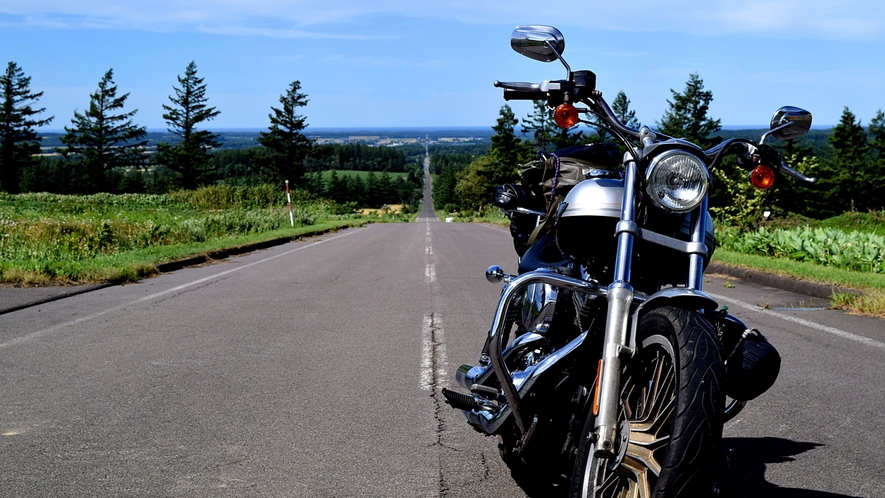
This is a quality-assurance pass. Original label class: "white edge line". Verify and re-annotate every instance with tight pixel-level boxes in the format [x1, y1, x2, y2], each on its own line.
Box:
[707, 291, 885, 351]
[0, 230, 361, 349]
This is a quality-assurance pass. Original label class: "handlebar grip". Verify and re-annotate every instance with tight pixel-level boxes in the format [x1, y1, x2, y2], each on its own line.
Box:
[503, 89, 545, 101]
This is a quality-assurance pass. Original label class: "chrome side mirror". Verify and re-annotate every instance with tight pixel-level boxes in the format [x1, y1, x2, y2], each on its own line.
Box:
[764, 106, 813, 142]
[511, 25, 565, 62]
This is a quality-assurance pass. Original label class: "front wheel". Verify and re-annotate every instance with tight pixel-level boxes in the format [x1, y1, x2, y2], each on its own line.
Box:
[570, 306, 724, 498]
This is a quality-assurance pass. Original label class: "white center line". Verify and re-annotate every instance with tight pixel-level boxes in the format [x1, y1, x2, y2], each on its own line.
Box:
[419, 313, 447, 391]
[421, 314, 434, 390]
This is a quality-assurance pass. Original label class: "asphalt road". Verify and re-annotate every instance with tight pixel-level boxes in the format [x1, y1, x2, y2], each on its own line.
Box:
[1, 160, 884, 496]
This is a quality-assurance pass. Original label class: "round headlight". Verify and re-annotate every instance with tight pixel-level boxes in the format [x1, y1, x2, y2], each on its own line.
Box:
[645, 150, 710, 212]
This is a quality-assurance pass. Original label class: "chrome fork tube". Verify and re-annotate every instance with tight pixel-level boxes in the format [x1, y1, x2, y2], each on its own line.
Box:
[687, 197, 709, 290]
[595, 159, 639, 456]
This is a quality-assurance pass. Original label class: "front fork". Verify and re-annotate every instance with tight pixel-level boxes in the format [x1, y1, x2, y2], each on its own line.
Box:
[592, 157, 710, 456]
[593, 157, 639, 455]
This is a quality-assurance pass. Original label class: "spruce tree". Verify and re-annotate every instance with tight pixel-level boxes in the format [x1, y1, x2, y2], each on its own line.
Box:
[258, 80, 313, 185]
[593, 90, 637, 144]
[522, 100, 583, 152]
[769, 138, 818, 217]
[0, 62, 53, 193]
[657, 73, 721, 149]
[57, 68, 147, 194]
[326, 170, 346, 203]
[157, 61, 220, 189]
[827, 107, 870, 212]
[522, 100, 555, 153]
[611, 91, 640, 129]
[432, 159, 461, 210]
[868, 110, 885, 210]
[489, 104, 532, 168]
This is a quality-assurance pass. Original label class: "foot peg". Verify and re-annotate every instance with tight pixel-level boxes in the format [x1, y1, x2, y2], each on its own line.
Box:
[441, 388, 477, 411]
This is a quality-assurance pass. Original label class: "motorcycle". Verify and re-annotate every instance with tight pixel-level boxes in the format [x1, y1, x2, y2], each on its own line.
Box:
[441, 25, 815, 497]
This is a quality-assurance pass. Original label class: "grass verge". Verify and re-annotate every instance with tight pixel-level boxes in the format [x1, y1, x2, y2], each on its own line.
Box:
[712, 248, 885, 317]
[1, 219, 368, 286]
[1, 186, 422, 286]
[435, 209, 509, 226]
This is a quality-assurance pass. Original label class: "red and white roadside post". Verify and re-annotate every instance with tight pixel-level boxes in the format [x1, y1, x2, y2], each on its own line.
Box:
[285, 180, 294, 226]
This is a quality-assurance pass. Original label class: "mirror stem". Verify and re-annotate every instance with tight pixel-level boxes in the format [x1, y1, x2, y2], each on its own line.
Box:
[546, 40, 572, 81]
[760, 121, 792, 145]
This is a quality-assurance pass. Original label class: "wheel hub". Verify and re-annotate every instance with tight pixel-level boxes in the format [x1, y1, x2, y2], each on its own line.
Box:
[607, 418, 631, 472]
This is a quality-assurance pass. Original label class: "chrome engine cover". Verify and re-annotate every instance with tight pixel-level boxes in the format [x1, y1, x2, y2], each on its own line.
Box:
[558, 178, 623, 219]
[520, 283, 558, 334]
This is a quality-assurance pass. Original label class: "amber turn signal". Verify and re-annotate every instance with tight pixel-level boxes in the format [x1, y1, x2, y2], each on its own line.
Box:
[554, 103, 580, 129]
[750, 165, 776, 190]
[592, 359, 603, 416]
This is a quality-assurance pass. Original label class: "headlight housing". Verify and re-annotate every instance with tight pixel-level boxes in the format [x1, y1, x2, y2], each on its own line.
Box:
[645, 150, 710, 212]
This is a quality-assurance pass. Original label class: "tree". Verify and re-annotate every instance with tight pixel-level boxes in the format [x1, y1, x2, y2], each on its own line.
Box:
[657, 73, 721, 149]
[550, 121, 584, 150]
[611, 91, 640, 129]
[57, 68, 147, 194]
[258, 80, 313, 185]
[768, 137, 818, 217]
[825, 107, 870, 212]
[156, 61, 220, 189]
[0, 62, 53, 193]
[522, 100, 555, 153]
[867, 110, 885, 210]
[431, 158, 463, 210]
[870, 110, 885, 158]
[489, 104, 532, 168]
[455, 155, 497, 212]
[522, 100, 583, 152]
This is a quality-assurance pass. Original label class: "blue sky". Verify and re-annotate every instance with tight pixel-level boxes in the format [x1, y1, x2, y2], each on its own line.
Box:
[2, 1, 884, 131]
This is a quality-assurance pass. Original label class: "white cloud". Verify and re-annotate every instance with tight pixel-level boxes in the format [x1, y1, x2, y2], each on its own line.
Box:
[2, 0, 883, 41]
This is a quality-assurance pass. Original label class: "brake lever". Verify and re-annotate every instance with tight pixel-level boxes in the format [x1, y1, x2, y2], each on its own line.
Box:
[780, 161, 817, 183]
[493, 81, 540, 91]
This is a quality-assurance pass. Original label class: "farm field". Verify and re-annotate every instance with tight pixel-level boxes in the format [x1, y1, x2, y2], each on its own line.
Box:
[319, 169, 409, 181]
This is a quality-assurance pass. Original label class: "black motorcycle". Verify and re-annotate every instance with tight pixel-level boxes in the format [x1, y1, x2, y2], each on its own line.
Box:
[441, 25, 815, 497]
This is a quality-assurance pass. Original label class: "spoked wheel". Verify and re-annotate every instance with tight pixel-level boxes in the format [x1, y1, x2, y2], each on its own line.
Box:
[571, 306, 724, 498]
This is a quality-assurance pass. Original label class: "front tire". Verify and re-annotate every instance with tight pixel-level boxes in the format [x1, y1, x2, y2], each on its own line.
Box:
[570, 306, 724, 497]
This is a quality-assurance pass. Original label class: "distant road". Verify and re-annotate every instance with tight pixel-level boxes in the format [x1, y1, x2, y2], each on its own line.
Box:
[1, 164, 883, 496]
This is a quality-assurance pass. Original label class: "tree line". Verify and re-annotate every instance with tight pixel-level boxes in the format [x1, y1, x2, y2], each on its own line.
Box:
[431, 90, 639, 214]
[0, 61, 424, 209]
[432, 72, 885, 225]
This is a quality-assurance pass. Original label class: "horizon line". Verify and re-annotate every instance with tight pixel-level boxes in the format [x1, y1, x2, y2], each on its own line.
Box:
[35, 124, 836, 134]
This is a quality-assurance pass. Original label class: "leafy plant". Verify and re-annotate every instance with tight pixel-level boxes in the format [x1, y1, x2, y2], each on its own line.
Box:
[719, 225, 885, 273]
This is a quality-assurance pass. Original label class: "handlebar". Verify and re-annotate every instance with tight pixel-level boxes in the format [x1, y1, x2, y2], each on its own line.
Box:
[495, 77, 816, 185]
[503, 90, 546, 101]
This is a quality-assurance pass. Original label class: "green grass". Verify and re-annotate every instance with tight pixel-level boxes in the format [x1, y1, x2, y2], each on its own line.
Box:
[0, 186, 412, 285]
[763, 210, 885, 234]
[809, 211, 885, 235]
[712, 248, 885, 290]
[713, 211, 885, 316]
[712, 248, 885, 317]
[2, 220, 366, 285]
[435, 207, 509, 225]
